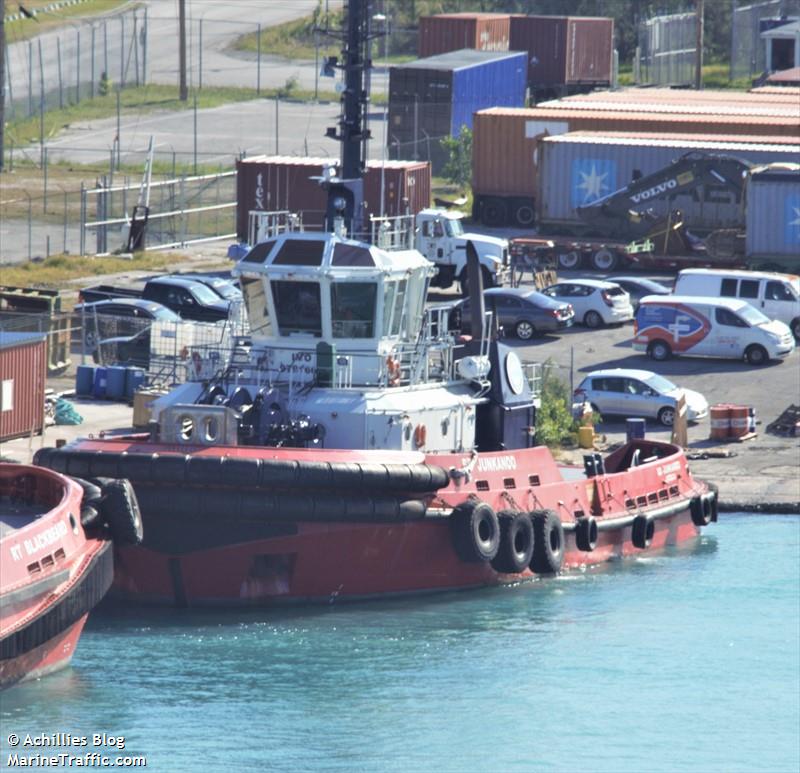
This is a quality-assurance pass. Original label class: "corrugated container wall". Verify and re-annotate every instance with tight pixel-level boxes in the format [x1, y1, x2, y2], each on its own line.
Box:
[536, 134, 800, 232]
[236, 157, 431, 239]
[746, 165, 800, 259]
[509, 15, 613, 88]
[418, 13, 510, 58]
[388, 50, 526, 172]
[0, 333, 46, 442]
[473, 106, 800, 198]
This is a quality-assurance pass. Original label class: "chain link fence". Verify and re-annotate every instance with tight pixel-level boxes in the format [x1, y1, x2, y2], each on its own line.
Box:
[635, 11, 698, 87]
[730, 0, 800, 81]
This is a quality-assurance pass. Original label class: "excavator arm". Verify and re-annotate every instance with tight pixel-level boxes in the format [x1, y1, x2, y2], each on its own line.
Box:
[575, 152, 752, 251]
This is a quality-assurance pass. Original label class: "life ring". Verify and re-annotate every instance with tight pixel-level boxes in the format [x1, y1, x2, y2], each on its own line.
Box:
[491, 510, 534, 574]
[529, 509, 564, 573]
[631, 513, 655, 549]
[575, 515, 599, 552]
[413, 424, 427, 448]
[450, 501, 500, 563]
[386, 356, 401, 386]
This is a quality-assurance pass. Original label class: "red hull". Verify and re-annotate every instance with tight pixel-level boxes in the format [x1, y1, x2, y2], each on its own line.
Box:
[34, 438, 715, 607]
[0, 616, 87, 689]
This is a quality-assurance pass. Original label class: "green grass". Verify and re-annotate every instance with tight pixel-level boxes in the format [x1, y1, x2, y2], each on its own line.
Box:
[616, 60, 751, 90]
[4, 0, 133, 42]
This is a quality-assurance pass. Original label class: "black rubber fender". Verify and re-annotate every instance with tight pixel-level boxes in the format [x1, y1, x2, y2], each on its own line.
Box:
[705, 481, 720, 523]
[71, 477, 104, 529]
[491, 510, 534, 574]
[632, 513, 655, 549]
[575, 516, 599, 552]
[690, 495, 713, 527]
[97, 479, 143, 545]
[530, 509, 564, 574]
[450, 501, 500, 563]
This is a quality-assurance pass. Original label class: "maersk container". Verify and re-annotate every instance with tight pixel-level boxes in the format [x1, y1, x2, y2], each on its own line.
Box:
[418, 13, 510, 58]
[746, 163, 800, 269]
[236, 156, 431, 239]
[388, 49, 527, 173]
[536, 133, 800, 233]
[509, 15, 613, 94]
[471, 106, 800, 226]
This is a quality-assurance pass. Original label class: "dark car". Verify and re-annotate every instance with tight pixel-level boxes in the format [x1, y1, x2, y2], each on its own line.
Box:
[452, 287, 574, 340]
[606, 276, 671, 310]
[169, 274, 242, 302]
[93, 327, 152, 368]
[74, 298, 181, 347]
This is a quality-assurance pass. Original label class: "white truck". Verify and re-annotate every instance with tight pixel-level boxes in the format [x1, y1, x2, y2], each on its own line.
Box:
[372, 208, 511, 295]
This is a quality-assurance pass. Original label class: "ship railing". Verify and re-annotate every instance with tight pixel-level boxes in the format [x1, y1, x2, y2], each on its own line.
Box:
[248, 210, 305, 245]
[369, 214, 415, 251]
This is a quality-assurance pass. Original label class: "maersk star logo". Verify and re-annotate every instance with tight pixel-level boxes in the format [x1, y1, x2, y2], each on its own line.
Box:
[787, 195, 800, 244]
[571, 159, 616, 209]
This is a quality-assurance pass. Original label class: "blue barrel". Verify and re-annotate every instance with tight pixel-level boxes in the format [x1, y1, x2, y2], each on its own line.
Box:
[124, 368, 146, 401]
[92, 367, 108, 398]
[106, 366, 127, 401]
[626, 418, 646, 442]
[75, 365, 95, 396]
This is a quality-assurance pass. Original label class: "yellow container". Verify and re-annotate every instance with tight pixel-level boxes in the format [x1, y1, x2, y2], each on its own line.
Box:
[132, 390, 164, 429]
[578, 425, 595, 449]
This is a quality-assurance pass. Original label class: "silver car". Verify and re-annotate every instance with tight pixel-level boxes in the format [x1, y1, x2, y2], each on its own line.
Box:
[574, 368, 709, 427]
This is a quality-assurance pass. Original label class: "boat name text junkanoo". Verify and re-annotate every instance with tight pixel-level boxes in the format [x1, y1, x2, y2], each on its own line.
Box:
[476, 455, 518, 473]
[9, 519, 68, 561]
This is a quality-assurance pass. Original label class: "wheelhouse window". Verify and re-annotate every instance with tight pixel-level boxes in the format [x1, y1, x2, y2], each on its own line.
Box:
[240, 276, 271, 336]
[383, 280, 407, 337]
[331, 282, 376, 338]
[272, 280, 322, 336]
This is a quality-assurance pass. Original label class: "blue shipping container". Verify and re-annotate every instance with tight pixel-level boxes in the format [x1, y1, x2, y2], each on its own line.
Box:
[388, 49, 527, 171]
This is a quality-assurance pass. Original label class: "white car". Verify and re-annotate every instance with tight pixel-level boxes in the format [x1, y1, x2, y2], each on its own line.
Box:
[542, 279, 634, 328]
[574, 368, 709, 427]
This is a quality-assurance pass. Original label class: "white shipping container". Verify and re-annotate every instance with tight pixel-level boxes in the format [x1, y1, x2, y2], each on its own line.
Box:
[536, 133, 800, 233]
[745, 164, 800, 261]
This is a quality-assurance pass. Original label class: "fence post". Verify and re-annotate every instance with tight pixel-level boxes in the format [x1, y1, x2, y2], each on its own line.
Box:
[120, 15, 125, 87]
[63, 189, 68, 254]
[38, 40, 45, 168]
[91, 25, 96, 98]
[257, 24, 261, 95]
[116, 88, 121, 169]
[143, 7, 148, 83]
[53, 37, 65, 110]
[27, 192, 32, 261]
[193, 93, 198, 174]
[275, 97, 279, 154]
[28, 40, 33, 117]
[134, 12, 140, 87]
[80, 182, 87, 256]
[43, 148, 48, 213]
[104, 20, 108, 77]
[76, 28, 81, 102]
[199, 18, 203, 90]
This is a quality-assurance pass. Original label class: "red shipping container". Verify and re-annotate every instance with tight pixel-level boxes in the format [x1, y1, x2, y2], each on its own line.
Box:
[418, 13, 510, 58]
[0, 332, 46, 442]
[509, 15, 614, 88]
[236, 157, 431, 240]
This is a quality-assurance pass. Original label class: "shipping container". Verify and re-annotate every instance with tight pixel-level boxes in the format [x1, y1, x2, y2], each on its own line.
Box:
[388, 50, 527, 173]
[745, 163, 800, 266]
[236, 157, 431, 240]
[509, 15, 613, 96]
[536, 133, 800, 233]
[418, 13, 510, 58]
[552, 86, 800, 107]
[471, 106, 800, 226]
[0, 332, 46, 442]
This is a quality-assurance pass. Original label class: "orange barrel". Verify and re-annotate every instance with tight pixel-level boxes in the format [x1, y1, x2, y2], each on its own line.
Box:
[729, 405, 750, 438]
[709, 404, 732, 440]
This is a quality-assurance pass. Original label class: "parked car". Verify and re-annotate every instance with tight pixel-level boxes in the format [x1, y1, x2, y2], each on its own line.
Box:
[74, 298, 181, 347]
[605, 276, 671, 311]
[574, 368, 709, 427]
[451, 287, 574, 340]
[171, 274, 242, 303]
[541, 279, 633, 328]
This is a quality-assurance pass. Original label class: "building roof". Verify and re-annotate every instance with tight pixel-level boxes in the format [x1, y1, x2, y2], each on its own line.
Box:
[760, 20, 800, 38]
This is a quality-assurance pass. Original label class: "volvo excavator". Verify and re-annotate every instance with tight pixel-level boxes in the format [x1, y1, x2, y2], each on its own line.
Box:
[575, 151, 751, 262]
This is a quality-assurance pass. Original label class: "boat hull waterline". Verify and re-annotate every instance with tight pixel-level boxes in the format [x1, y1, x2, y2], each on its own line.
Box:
[34, 438, 716, 607]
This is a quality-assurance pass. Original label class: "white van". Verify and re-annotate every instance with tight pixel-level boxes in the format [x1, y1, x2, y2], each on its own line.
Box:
[633, 295, 795, 366]
[673, 269, 800, 340]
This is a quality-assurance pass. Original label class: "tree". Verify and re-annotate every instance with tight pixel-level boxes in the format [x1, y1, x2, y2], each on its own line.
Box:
[440, 125, 472, 190]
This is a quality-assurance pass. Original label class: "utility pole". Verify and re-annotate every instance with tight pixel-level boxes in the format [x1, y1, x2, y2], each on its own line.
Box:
[694, 0, 704, 90]
[178, 0, 188, 101]
[0, 0, 6, 172]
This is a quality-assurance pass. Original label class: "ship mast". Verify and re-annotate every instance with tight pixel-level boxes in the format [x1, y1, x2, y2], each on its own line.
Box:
[324, 0, 374, 236]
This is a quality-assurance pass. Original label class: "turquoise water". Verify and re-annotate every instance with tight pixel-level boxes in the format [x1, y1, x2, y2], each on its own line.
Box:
[2, 515, 798, 773]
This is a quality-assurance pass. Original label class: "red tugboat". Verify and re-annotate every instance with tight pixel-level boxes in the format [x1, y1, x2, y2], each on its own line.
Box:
[0, 465, 120, 688]
[33, 0, 717, 607]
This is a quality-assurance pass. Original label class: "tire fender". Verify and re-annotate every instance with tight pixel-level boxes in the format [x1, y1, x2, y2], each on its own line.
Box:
[631, 513, 655, 549]
[575, 515, 599, 552]
[450, 501, 500, 563]
[529, 509, 565, 573]
[491, 511, 534, 574]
